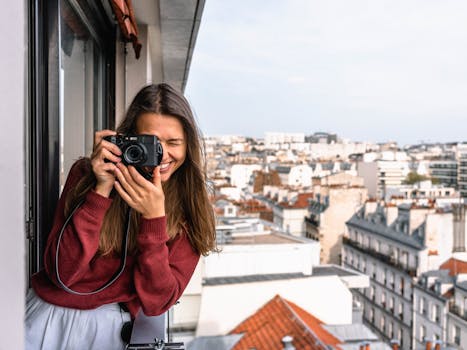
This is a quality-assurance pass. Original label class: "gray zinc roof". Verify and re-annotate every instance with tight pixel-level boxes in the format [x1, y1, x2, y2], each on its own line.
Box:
[187, 334, 243, 350]
[203, 272, 307, 286]
[323, 324, 379, 342]
[346, 215, 425, 250]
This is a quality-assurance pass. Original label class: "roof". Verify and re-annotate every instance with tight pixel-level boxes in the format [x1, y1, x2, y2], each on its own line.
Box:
[186, 334, 243, 350]
[312, 265, 358, 278]
[346, 215, 425, 250]
[338, 343, 391, 350]
[203, 272, 308, 286]
[278, 193, 314, 209]
[457, 280, 467, 292]
[439, 258, 467, 276]
[228, 233, 307, 245]
[229, 294, 341, 350]
[322, 324, 378, 343]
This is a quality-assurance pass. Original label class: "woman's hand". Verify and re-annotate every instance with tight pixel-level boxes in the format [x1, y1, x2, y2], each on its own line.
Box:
[113, 163, 165, 219]
[90, 130, 122, 197]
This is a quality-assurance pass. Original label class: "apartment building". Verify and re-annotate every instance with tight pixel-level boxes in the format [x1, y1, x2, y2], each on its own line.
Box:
[384, 180, 458, 202]
[357, 159, 411, 199]
[458, 143, 467, 199]
[230, 163, 263, 189]
[448, 280, 467, 349]
[413, 258, 467, 350]
[272, 192, 313, 236]
[429, 158, 458, 187]
[272, 164, 314, 188]
[343, 200, 459, 349]
[413, 270, 452, 349]
[305, 172, 367, 264]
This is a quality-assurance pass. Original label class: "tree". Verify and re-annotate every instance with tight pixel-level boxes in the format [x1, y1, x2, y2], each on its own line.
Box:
[403, 171, 429, 184]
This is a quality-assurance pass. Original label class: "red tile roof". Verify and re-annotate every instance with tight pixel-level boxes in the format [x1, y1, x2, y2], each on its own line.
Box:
[440, 258, 467, 276]
[229, 295, 341, 350]
[278, 193, 314, 209]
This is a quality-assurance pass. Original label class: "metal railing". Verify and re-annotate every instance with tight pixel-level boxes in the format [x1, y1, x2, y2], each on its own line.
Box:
[343, 237, 417, 277]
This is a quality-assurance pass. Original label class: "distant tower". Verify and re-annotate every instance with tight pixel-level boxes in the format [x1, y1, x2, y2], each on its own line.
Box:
[452, 204, 466, 252]
[457, 143, 467, 198]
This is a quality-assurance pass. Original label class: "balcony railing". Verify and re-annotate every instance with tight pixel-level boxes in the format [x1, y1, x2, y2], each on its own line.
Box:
[449, 304, 467, 322]
[342, 237, 417, 277]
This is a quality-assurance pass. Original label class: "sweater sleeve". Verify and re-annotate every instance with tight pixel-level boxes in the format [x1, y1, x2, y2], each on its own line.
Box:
[43, 159, 113, 288]
[131, 217, 200, 316]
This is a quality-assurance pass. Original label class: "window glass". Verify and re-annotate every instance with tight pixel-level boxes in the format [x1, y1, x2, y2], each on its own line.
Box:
[59, 0, 106, 191]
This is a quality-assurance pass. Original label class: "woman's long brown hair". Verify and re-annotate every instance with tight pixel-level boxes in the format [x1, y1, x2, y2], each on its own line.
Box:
[64, 83, 216, 256]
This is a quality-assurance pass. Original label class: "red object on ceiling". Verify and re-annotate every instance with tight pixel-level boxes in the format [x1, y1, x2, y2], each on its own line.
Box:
[109, 0, 142, 59]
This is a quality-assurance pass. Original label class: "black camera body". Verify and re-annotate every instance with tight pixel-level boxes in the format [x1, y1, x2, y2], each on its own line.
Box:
[104, 134, 163, 167]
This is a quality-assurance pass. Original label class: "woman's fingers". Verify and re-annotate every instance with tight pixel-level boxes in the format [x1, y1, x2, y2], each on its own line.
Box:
[114, 163, 140, 199]
[94, 130, 116, 150]
[114, 164, 165, 218]
[152, 167, 162, 188]
[114, 181, 135, 206]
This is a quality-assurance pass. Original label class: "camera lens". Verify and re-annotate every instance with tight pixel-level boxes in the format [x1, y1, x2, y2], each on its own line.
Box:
[123, 144, 145, 164]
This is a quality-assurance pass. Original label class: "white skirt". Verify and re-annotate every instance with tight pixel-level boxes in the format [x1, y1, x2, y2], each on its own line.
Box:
[25, 289, 131, 350]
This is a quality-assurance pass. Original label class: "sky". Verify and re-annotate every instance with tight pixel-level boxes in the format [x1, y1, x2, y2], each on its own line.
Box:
[184, 0, 467, 147]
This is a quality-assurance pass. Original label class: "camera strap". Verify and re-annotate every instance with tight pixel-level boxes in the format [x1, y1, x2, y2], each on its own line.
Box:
[55, 199, 131, 295]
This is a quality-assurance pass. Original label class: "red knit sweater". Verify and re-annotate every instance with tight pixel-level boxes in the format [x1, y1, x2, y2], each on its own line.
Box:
[31, 159, 200, 318]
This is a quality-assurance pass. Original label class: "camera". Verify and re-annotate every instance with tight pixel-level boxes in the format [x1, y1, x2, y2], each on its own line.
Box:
[104, 134, 163, 167]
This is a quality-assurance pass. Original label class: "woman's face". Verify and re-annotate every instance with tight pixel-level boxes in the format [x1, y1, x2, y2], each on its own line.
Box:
[136, 113, 187, 183]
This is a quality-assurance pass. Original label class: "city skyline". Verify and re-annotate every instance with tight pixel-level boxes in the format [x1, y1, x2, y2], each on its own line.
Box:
[185, 0, 467, 147]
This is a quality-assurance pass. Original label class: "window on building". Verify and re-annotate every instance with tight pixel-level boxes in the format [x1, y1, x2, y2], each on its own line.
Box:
[433, 304, 440, 323]
[364, 235, 369, 248]
[454, 325, 461, 345]
[420, 297, 426, 316]
[381, 292, 386, 308]
[59, 0, 111, 190]
[420, 325, 426, 342]
[375, 240, 381, 252]
[389, 297, 395, 314]
[28, 0, 115, 275]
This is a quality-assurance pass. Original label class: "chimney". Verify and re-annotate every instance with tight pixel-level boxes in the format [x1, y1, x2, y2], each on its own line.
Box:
[281, 335, 295, 350]
[434, 340, 442, 350]
[359, 342, 370, 350]
[425, 338, 432, 350]
[390, 339, 399, 350]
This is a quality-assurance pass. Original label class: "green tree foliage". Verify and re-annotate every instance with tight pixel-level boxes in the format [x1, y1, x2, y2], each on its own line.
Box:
[403, 171, 429, 184]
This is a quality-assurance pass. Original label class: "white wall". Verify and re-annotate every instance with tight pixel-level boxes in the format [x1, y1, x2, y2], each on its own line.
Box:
[196, 276, 353, 336]
[0, 1, 26, 348]
[230, 164, 262, 188]
[203, 241, 319, 278]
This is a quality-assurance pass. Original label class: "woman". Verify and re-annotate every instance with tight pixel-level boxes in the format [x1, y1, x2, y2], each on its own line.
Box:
[26, 83, 216, 349]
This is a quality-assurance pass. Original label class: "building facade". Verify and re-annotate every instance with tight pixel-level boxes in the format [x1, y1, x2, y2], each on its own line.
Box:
[305, 172, 367, 264]
[458, 143, 467, 199]
[342, 200, 458, 349]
